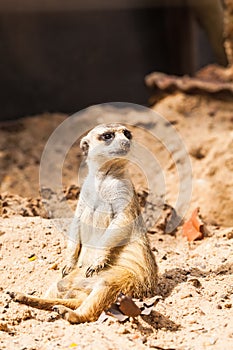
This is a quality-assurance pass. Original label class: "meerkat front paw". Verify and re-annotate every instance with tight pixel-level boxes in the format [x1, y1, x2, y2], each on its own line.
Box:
[62, 260, 75, 277]
[85, 257, 107, 277]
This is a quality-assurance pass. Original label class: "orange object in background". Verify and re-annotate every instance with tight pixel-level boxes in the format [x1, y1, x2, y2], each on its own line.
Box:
[182, 208, 206, 241]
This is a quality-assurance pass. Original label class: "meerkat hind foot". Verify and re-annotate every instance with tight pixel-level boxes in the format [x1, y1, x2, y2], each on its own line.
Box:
[53, 305, 87, 324]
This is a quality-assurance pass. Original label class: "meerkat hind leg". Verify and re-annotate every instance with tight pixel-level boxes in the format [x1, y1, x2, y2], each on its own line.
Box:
[53, 270, 135, 323]
[53, 283, 118, 323]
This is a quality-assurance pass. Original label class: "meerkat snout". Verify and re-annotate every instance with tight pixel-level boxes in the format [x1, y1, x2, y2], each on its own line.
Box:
[119, 139, 130, 150]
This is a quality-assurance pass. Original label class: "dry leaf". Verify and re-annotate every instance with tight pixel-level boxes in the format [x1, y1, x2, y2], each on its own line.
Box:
[117, 293, 141, 317]
[182, 208, 206, 241]
[97, 294, 162, 323]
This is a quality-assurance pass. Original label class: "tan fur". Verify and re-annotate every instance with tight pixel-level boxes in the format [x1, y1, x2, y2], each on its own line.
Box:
[11, 123, 158, 323]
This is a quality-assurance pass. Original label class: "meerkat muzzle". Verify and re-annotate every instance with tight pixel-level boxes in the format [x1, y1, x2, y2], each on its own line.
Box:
[120, 139, 130, 150]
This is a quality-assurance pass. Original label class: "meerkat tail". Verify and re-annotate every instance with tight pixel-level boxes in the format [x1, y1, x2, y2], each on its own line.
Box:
[10, 292, 86, 311]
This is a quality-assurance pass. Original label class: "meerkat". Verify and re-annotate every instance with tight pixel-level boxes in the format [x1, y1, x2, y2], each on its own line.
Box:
[10, 123, 158, 323]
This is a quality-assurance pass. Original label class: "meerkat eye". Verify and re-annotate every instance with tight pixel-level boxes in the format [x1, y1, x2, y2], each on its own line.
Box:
[123, 129, 132, 140]
[100, 132, 115, 141]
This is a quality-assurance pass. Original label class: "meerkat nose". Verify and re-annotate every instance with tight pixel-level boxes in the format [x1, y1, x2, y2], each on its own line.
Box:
[120, 140, 130, 150]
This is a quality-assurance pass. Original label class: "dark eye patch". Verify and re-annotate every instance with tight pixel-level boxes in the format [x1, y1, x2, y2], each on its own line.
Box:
[99, 132, 115, 141]
[123, 129, 132, 140]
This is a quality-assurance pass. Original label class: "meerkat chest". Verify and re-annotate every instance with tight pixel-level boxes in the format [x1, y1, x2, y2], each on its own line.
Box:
[82, 174, 121, 209]
[81, 202, 113, 229]
[79, 175, 115, 231]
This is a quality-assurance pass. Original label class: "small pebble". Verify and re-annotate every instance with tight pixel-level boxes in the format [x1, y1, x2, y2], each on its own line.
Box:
[187, 318, 196, 324]
[117, 327, 130, 334]
[224, 303, 232, 309]
[56, 247, 62, 254]
[180, 293, 193, 299]
[49, 262, 58, 270]
[227, 230, 233, 239]
[205, 337, 217, 345]
[141, 336, 147, 343]
[188, 278, 202, 288]
[0, 321, 11, 332]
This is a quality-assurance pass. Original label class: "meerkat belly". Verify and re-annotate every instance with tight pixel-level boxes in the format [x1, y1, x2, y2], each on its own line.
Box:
[118, 238, 157, 276]
[78, 202, 113, 268]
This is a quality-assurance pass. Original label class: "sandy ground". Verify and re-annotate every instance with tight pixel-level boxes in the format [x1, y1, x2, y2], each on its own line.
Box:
[0, 92, 233, 349]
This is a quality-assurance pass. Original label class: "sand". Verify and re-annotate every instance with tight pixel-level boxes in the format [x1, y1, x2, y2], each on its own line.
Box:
[0, 92, 233, 349]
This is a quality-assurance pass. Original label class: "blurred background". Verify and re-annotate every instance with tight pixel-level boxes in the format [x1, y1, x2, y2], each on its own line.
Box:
[0, 0, 227, 120]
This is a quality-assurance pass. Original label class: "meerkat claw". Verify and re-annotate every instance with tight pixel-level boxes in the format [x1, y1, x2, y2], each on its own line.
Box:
[85, 261, 106, 277]
[85, 266, 95, 278]
[62, 259, 77, 278]
[62, 265, 70, 278]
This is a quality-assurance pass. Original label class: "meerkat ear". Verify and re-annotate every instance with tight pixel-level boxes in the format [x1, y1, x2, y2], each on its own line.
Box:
[80, 137, 89, 156]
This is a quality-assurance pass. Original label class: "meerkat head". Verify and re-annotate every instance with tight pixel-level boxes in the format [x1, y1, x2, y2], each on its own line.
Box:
[80, 123, 133, 164]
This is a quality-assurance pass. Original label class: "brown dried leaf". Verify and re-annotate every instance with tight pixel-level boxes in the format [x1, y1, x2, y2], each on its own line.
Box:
[182, 208, 206, 241]
[97, 294, 162, 323]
